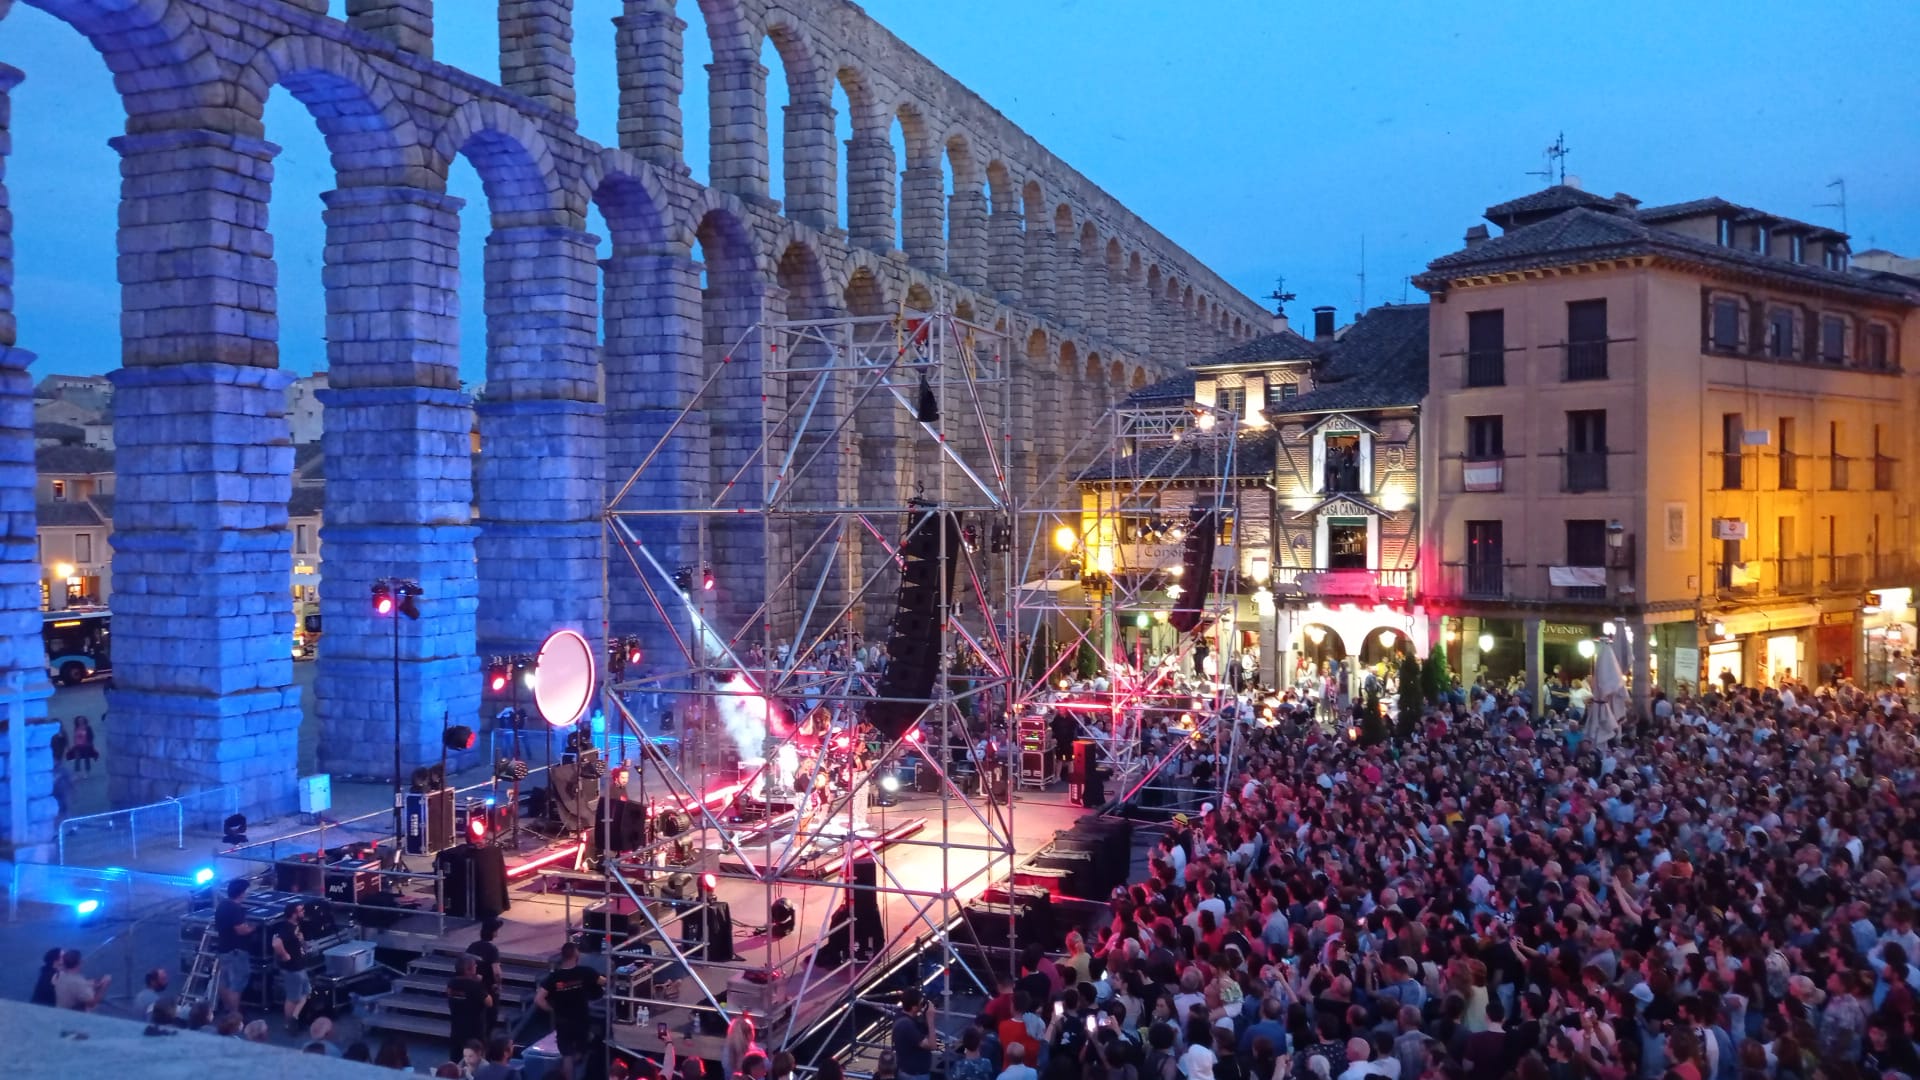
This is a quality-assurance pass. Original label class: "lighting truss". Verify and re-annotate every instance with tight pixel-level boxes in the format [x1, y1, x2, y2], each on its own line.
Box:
[599, 298, 1029, 1065]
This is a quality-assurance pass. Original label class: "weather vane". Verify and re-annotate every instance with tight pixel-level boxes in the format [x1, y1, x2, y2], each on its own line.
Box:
[1527, 132, 1571, 185]
[1266, 276, 1296, 316]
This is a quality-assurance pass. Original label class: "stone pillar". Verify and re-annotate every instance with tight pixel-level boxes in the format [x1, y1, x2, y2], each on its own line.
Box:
[702, 268, 773, 638]
[1630, 619, 1652, 718]
[614, 0, 684, 170]
[0, 65, 56, 856]
[347, 0, 434, 58]
[1007, 352, 1038, 502]
[499, 0, 577, 121]
[604, 253, 707, 668]
[1023, 225, 1056, 318]
[476, 227, 605, 680]
[988, 202, 1023, 303]
[107, 129, 300, 814]
[1054, 233, 1084, 329]
[315, 187, 480, 777]
[781, 94, 836, 228]
[1523, 616, 1544, 718]
[1034, 367, 1067, 502]
[707, 57, 769, 201]
[845, 133, 895, 252]
[900, 163, 945, 273]
[947, 186, 988, 289]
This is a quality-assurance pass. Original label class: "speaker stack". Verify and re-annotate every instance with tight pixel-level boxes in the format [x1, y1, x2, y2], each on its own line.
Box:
[1168, 505, 1218, 635]
[1068, 739, 1104, 808]
[868, 508, 963, 740]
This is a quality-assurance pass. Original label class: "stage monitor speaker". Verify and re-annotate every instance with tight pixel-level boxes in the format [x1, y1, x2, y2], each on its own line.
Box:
[596, 799, 651, 854]
[585, 896, 640, 939]
[1070, 740, 1104, 808]
[438, 844, 510, 920]
[869, 509, 963, 739]
[1168, 505, 1218, 634]
[683, 899, 737, 963]
[548, 763, 601, 832]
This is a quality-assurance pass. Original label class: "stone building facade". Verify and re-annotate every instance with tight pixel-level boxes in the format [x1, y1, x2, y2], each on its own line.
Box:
[0, 0, 1265, 848]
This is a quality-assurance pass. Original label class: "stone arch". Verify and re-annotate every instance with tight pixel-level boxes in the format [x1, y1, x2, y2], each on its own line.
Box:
[844, 265, 887, 316]
[431, 97, 566, 224]
[835, 63, 889, 247]
[1132, 366, 1149, 389]
[943, 130, 987, 287]
[1124, 251, 1145, 352]
[756, 10, 831, 220]
[954, 298, 977, 324]
[1021, 180, 1051, 312]
[693, 0, 756, 60]
[984, 160, 1021, 298]
[580, 147, 675, 256]
[23, 0, 228, 130]
[1077, 221, 1102, 328]
[235, 34, 424, 185]
[1145, 264, 1165, 356]
[905, 281, 935, 313]
[894, 100, 940, 264]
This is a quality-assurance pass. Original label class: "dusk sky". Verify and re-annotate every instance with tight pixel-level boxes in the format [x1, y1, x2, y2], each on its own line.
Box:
[4, 0, 1917, 383]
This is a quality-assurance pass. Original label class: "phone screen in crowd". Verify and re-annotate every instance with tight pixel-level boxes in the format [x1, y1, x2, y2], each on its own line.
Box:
[657, 1023, 669, 1040]
[1054, 1001, 1064, 1019]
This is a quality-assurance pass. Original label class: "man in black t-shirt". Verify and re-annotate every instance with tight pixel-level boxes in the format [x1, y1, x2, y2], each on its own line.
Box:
[466, 922, 504, 1044]
[446, 954, 494, 1064]
[535, 942, 604, 1080]
[271, 900, 311, 1034]
[213, 878, 257, 1018]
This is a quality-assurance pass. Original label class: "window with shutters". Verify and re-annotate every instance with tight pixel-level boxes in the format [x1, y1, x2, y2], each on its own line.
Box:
[1466, 310, 1505, 387]
[1565, 299, 1608, 380]
[1709, 297, 1743, 353]
[1766, 308, 1797, 360]
[1820, 315, 1848, 363]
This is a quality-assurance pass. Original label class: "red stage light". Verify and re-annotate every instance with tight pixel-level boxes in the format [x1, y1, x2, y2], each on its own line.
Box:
[468, 816, 487, 841]
[700, 872, 718, 892]
[833, 734, 851, 749]
[906, 729, 923, 743]
[701, 568, 715, 591]
[489, 670, 508, 692]
[626, 644, 642, 665]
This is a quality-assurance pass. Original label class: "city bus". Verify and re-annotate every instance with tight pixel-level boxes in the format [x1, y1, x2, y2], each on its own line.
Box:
[44, 608, 111, 686]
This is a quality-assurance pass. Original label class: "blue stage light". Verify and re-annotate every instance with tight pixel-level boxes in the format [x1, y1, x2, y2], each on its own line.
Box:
[193, 868, 215, 886]
[75, 899, 99, 916]
[484, 797, 496, 807]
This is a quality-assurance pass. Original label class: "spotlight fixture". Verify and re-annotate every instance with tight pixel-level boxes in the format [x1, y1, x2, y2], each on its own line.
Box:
[486, 656, 509, 693]
[371, 582, 393, 616]
[75, 899, 99, 916]
[222, 814, 249, 845]
[396, 581, 422, 620]
[673, 565, 694, 591]
[467, 815, 488, 842]
[607, 635, 642, 678]
[193, 867, 216, 887]
[664, 872, 697, 901]
[880, 775, 901, 793]
[443, 725, 476, 752]
[770, 897, 796, 939]
[654, 808, 692, 838]
[494, 757, 530, 782]
[701, 566, 715, 591]
[700, 871, 719, 893]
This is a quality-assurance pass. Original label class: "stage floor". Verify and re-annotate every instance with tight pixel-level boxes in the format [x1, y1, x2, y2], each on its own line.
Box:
[369, 779, 1096, 1062]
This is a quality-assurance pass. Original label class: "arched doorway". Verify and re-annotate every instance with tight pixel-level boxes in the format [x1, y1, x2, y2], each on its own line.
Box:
[1297, 624, 1346, 675]
[1361, 626, 1413, 669]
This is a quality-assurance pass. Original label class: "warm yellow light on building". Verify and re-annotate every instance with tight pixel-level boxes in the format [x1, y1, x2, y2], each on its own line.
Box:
[1577, 639, 1596, 658]
[53, 562, 74, 579]
[1305, 625, 1327, 645]
[1196, 411, 1217, 431]
[1378, 630, 1397, 648]
[1378, 487, 1410, 512]
[1248, 553, 1271, 584]
[1478, 632, 1495, 652]
[1052, 524, 1077, 552]
[1095, 546, 1115, 575]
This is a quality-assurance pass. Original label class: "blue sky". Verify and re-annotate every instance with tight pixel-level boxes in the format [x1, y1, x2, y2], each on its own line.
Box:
[5, 0, 1917, 383]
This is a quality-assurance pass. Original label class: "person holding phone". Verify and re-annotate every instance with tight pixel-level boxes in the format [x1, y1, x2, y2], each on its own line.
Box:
[894, 988, 937, 1080]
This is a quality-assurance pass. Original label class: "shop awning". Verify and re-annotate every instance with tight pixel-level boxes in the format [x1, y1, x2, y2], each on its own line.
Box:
[1716, 605, 1820, 638]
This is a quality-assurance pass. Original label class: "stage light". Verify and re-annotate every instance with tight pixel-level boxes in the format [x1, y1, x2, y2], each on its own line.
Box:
[398, 587, 421, 620]
[655, 809, 692, 837]
[75, 899, 99, 916]
[487, 658, 509, 693]
[1577, 639, 1596, 659]
[1166, 584, 1183, 600]
[700, 872, 718, 893]
[1153, 610, 1169, 623]
[673, 566, 694, 591]
[1196, 410, 1217, 431]
[222, 814, 249, 845]
[1135, 612, 1150, 629]
[523, 667, 538, 689]
[701, 567, 715, 591]
[468, 816, 487, 841]
[193, 867, 215, 886]
[770, 897, 796, 939]
[1053, 524, 1077, 552]
[1478, 632, 1495, 652]
[372, 582, 393, 615]
[880, 775, 901, 793]
[1602, 620, 1617, 636]
[1378, 630, 1396, 648]
[494, 757, 530, 782]
[443, 725, 476, 751]
[906, 728, 923, 743]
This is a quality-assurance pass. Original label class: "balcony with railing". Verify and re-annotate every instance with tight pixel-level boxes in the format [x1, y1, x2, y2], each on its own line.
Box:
[1871, 552, 1910, 586]
[1563, 452, 1609, 492]
[1271, 566, 1415, 602]
[1776, 556, 1814, 594]
[1434, 563, 1621, 606]
[1565, 339, 1608, 381]
[1714, 561, 1760, 598]
[1827, 553, 1864, 589]
[1465, 349, 1505, 388]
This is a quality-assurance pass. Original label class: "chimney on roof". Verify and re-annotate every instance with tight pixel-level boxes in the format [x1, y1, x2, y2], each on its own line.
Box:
[1272, 310, 1290, 334]
[1612, 192, 1641, 211]
[1464, 224, 1490, 249]
[1312, 306, 1336, 342]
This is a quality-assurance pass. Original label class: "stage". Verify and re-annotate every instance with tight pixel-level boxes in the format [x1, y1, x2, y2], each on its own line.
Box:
[353, 773, 1109, 1063]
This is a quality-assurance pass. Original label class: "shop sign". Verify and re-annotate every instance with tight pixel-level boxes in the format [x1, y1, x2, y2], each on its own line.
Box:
[1819, 610, 1854, 626]
[1542, 622, 1592, 640]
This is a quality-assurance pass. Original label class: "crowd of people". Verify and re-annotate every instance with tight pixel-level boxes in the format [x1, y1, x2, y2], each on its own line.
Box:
[924, 674, 1920, 1080]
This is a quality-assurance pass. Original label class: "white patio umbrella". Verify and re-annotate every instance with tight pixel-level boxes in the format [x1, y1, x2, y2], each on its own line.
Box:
[1584, 639, 1627, 750]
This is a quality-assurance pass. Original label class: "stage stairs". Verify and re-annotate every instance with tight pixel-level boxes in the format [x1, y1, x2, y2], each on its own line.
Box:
[360, 943, 552, 1040]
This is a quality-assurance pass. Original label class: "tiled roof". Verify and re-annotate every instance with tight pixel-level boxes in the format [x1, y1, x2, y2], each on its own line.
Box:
[35, 444, 114, 475]
[37, 500, 103, 528]
[289, 487, 326, 518]
[294, 442, 325, 480]
[1272, 304, 1429, 414]
[1484, 185, 1622, 227]
[1636, 197, 1839, 237]
[1188, 328, 1320, 368]
[1125, 371, 1196, 405]
[1417, 207, 1909, 301]
[88, 494, 114, 521]
[1078, 428, 1278, 483]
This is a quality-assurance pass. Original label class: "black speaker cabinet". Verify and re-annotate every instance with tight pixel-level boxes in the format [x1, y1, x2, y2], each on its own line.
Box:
[323, 858, 380, 906]
[585, 896, 641, 939]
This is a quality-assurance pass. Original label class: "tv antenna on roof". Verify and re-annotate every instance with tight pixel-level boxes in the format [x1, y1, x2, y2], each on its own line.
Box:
[1527, 132, 1571, 185]
[1265, 276, 1296, 316]
[1815, 177, 1848, 235]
